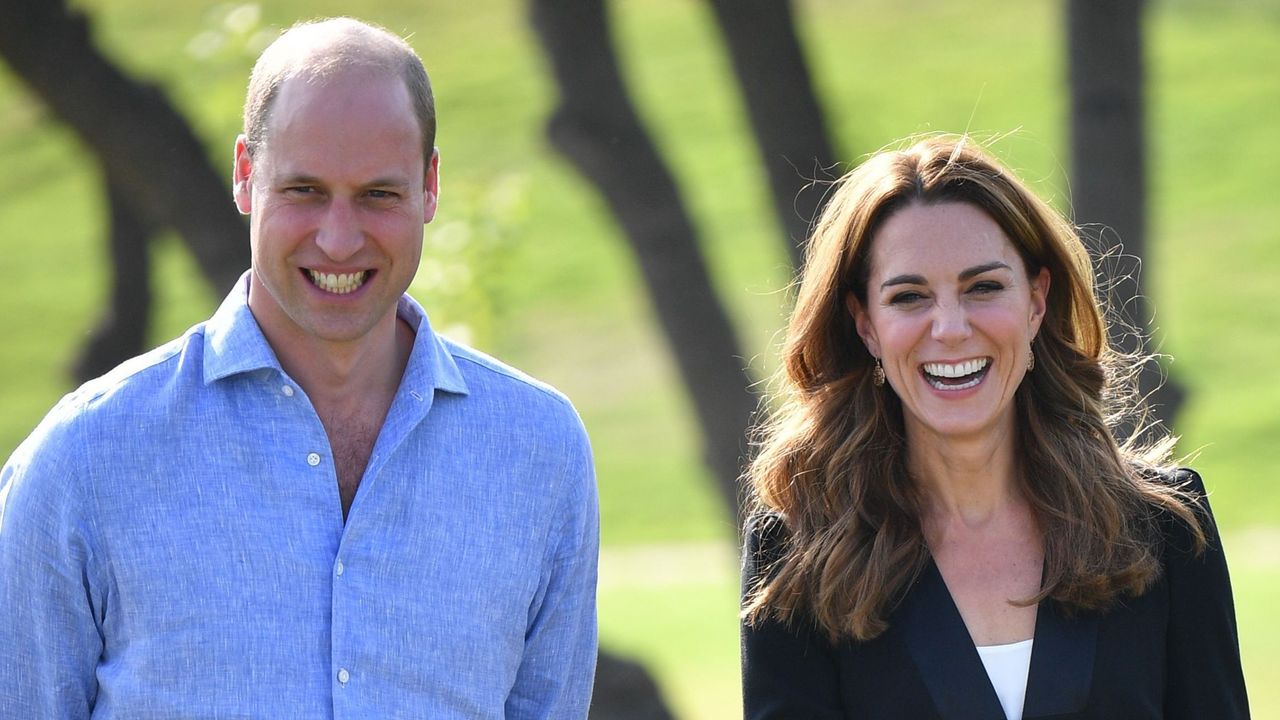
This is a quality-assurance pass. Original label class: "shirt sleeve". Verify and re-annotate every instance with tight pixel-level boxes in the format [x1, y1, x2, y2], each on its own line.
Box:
[504, 413, 599, 720]
[740, 514, 845, 720]
[0, 411, 107, 718]
[1163, 468, 1251, 718]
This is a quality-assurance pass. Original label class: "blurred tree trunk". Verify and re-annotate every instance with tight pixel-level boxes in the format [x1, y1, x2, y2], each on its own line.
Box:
[706, 0, 839, 268]
[530, 0, 759, 532]
[533, 0, 759, 713]
[1067, 0, 1185, 435]
[590, 652, 676, 720]
[0, 0, 249, 373]
[71, 172, 156, 382]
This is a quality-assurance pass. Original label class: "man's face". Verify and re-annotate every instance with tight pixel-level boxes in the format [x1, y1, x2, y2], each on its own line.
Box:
[233, 69, 438, 352]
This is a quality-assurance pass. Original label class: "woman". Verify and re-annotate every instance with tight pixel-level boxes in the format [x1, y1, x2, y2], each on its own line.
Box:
[740, 136, 1249, 719]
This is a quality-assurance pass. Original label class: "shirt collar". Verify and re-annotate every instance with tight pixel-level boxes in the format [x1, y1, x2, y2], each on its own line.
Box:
[202, 271, 469, 397]
[394, 291, 469, 397]
[202, 272, 280, 383]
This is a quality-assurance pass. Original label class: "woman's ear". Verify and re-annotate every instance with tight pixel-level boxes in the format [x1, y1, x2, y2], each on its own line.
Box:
[1028, 266, 1050, 335]
[846, 292, 881, 359]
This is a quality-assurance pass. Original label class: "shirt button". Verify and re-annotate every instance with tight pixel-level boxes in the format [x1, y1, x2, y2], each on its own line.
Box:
[335, 560, 345, 577]
[307, 453, 321, 467]
[337, 668, 350, 684]
[281, 385, 294, 397]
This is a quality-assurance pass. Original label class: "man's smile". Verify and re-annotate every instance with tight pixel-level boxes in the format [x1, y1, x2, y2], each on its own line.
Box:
[304, 269, 371, 295]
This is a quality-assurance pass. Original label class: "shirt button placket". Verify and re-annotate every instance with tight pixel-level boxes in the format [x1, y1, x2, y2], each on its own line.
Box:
[333, 558, 349, 701]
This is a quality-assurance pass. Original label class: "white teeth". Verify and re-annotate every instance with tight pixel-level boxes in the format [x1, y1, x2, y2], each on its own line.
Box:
[922, 358, 990, 378]
[307, 270, 367, 295]
[926, 374, 983, 391]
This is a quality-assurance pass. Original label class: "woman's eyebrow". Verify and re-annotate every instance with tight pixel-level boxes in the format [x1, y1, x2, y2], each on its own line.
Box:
[881, 273, 926, 290]
[958, 261, 1012, 281]
[880, 261, 1013, 290]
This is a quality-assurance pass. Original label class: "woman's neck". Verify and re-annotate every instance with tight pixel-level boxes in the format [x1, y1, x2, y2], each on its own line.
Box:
[907, 422, 1023, 528]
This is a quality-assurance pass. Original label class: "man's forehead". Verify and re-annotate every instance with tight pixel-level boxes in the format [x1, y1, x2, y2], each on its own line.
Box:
[275, 66, 406, 106]
[265, 71, 416, 144]
[253, 74, 425, 182]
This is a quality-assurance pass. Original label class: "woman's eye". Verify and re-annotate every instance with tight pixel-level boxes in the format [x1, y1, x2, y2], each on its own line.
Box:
[889, 291, 925, 305]
[969, 281, 1004, 294]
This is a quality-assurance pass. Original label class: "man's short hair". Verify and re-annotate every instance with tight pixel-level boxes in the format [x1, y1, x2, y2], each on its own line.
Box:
[243, 17, 435, 162]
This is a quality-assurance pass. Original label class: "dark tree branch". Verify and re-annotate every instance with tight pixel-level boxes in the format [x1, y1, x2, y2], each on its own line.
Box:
[706, 0, 839, 268]
[0, 0, 249, 297]
[529, 0, 759, 532]
[1067, 0, 1186, 434]
[72, 170, 155, 382]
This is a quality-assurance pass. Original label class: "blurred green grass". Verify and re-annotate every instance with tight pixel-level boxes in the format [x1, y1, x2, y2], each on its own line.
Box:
[1, 1, 1276, 717]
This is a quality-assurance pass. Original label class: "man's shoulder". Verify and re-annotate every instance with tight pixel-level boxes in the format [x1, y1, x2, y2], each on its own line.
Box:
[441, 336, 575, 411]
[429, 334, 591, 452]
[33, 325, 206, 440]
[3, 326, 205, 487]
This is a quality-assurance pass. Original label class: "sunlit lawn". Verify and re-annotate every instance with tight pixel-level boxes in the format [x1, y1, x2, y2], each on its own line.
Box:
[2, 1, 1277, 717]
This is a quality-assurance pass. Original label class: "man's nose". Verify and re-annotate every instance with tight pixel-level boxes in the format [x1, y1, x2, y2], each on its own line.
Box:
[315, 200, 363, 262]
[931, 299, 972, 344]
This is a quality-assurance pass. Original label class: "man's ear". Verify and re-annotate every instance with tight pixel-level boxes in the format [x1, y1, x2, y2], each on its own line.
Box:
[1029, 266, 1050, 336]
[845, 292, 881, 359]
[422, 148, 440, 225]
[233, 135, 254, 215]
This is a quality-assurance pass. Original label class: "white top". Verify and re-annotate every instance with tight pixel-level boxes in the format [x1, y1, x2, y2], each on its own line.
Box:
[975, 638, 1033, 720]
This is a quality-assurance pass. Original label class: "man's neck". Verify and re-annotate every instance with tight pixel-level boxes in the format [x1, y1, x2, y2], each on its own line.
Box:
[270, 315, 414, 417]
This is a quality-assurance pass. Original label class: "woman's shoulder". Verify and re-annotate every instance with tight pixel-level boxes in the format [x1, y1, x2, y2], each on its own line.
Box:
[1133, 464, 1208, 508]
[1141, 466, 1215, 557]
[1149, 465, 1206, 492]
[743, 511, 792, 565]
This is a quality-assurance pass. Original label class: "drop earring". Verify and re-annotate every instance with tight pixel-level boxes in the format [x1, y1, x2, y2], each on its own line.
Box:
[1027, 347, 1036, 372]
[872, 358, 886, 387]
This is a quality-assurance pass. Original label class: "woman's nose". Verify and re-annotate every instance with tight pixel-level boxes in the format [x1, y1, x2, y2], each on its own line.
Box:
[931, 299, 972, 344]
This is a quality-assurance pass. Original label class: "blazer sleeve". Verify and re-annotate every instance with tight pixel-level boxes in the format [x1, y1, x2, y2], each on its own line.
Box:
[1162, 468, 1251, 719]
[740, 513, 845, 720]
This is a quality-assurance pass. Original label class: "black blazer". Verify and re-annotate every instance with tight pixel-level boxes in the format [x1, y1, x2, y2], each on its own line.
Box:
[741, 469, 1250, 719]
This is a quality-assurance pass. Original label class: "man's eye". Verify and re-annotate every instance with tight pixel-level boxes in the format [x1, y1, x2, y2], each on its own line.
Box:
[285, 186, 317, 195]
[368, 190, 399, 200]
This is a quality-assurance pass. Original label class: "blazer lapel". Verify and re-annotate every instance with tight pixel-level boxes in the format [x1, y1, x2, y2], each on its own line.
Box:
[898, 558, 1007, 719]
[1022, 600, 1097, 717]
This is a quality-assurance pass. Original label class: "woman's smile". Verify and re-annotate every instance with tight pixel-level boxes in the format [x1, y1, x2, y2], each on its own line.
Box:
[920, 357, 991, 391]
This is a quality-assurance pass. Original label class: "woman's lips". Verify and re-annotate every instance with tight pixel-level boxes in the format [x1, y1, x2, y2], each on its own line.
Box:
[921, 357, 991, 391]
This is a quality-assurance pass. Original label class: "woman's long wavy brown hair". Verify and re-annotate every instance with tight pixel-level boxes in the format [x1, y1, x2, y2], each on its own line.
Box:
[742, 135, 1205, 642]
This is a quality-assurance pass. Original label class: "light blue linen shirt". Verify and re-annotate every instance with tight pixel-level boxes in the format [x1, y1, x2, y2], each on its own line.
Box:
[0, 276, 599, 718]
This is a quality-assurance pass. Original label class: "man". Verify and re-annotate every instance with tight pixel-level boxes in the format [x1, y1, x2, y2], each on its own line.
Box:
[0, 17, 599, 718]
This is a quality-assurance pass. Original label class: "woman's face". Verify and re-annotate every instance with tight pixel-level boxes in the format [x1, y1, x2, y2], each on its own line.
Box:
[849, 201, 1049, 445]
